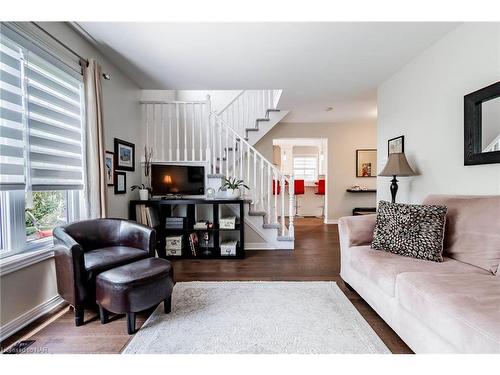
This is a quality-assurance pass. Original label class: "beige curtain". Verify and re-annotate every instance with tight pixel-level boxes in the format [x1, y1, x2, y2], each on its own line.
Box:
[82, 59, 107, 218]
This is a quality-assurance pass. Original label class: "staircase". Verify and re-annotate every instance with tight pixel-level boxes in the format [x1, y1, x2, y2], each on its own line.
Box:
[140, 90, 294, 249]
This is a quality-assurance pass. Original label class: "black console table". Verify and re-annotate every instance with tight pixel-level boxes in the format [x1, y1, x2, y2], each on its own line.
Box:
[129, 199, 245, 260]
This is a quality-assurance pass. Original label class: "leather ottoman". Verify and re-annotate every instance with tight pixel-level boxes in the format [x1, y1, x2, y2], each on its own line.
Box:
[96, 258, 174, 334]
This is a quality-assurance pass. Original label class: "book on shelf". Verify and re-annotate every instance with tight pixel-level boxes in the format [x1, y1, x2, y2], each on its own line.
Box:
[135, 204, 159, 228]
[188, 232, 199, 256]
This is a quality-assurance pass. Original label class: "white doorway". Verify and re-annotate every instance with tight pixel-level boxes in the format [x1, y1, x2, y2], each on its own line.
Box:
[273, 138, 328, 223]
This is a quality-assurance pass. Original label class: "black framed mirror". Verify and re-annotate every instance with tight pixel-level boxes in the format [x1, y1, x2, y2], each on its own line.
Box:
[464, 81, 500, 165]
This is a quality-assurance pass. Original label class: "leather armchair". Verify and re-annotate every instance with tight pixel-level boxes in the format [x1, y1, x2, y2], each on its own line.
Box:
[53, 218, 156, 326]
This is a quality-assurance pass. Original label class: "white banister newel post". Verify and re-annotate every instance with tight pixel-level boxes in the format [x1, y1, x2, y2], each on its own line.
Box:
[289, 175, 295, 238]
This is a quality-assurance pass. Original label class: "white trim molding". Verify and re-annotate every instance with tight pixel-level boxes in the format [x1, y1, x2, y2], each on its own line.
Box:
[246, 243, 278, 250]
[0, 246, 54, 276]
[325, 219, 338, 224]
[0, 295, 66, 342]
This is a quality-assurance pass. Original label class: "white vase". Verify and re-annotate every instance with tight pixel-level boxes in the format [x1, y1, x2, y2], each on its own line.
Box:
[139, 189, 149, 201]
[229, 188, 240, 199]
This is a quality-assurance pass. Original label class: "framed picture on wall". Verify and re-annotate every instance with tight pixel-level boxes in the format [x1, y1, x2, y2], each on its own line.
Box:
[114, 138, 135, 171]
[114, 171, 126, 194]
[356, 149, 377, 177]
[105, 151, 115, 186]
[388, 135, 404, 155]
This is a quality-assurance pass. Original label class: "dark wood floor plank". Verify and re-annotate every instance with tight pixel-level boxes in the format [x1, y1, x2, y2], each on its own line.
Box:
[1, 218, 412, 354]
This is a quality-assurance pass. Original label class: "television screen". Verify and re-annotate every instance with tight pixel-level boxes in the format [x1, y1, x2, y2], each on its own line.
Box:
[151, 164, 205, 196]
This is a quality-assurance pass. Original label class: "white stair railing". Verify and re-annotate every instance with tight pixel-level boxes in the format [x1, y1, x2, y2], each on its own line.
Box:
[217, 89, 282, 140]
[210, 113, 294, 237]
[140, 93, 294, 239]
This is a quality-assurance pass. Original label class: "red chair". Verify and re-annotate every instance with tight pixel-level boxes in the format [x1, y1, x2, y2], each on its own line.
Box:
[272, 179, 281, 195]
[293, 179, 305, 217]
[315, 179, 326, 218]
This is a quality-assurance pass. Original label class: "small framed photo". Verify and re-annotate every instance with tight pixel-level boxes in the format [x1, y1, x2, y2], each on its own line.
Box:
[356, 149, 377, 177]
[105, 151, 115, 186]
[388, 135, 404, 156]
[114, 171, 126, 194]
[114, 138, 135, 171]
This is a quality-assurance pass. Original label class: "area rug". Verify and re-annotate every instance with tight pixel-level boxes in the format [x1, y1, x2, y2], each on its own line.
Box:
[122, 281, 390, 354]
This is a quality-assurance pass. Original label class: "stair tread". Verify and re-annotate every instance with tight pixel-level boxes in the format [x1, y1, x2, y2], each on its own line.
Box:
[277, 236, 294, 241]
[248, 211, 266, 216]
[262, 223, 280, 229]
[256, 118, 270, 122]
[245, 127, 258, 132]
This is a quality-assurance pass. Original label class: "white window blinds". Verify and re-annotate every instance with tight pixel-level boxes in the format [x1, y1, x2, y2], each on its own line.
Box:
[0, 30, 85, 191]
[293, 156, 318, 181]
[0, 37, 25, 190]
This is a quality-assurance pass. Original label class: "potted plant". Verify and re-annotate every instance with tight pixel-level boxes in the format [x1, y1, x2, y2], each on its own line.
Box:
[219, 177, 249, 199]
[131, 146, 154, 200]
[131, 183, 151, 200]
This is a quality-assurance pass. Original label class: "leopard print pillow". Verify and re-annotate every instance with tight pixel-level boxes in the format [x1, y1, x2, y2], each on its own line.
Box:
[371, 201, 447, 262]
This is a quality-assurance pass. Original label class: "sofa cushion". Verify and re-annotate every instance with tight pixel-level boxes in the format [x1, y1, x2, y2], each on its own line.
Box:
[349, 245, 489, 297]
[422, 195, 500, 275]
[84, 246, 149, 280]
[397, 272, 500, 353]
[371, 201, 447, 262]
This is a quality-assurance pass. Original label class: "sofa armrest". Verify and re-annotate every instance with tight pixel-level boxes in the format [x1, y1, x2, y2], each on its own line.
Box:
[338, 214, 377, 248]
[119, 220, 156, 257]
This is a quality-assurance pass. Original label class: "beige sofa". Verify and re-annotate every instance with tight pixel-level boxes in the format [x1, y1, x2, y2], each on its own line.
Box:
[338, 195, 500, 353]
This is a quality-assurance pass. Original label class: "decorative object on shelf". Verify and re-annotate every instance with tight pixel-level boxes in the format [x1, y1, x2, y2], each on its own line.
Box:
[379, 152, 416, 203]
[464, 81, 500, 165]
[221, 240, 238, 256]
[143, 145, 153, 177]
[220, 216, 236, 229]
[114, 138, 135, 171]
[219, 177, 249, 199]
[388, 135, 404, 155]
[189, 232, 199, 256]
[206, 187, 216, 199]
[166, 235, 183, 256]
[356, 149, 377, 177]
[131, 183, 150, 201]
[105, 151, 115, 186]
[202, 232, 211, 256]
[114, 171, 126, 194]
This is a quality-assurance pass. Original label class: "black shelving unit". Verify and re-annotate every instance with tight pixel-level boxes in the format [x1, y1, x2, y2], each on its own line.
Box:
[129, 198, 245, 259]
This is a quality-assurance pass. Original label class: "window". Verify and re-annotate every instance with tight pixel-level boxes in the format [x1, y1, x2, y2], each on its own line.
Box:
[0, 27, 85, 258]
[293, 155, 318, 182]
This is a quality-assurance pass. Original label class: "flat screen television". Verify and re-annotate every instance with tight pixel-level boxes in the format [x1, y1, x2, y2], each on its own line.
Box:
[151, 164, 205, 196]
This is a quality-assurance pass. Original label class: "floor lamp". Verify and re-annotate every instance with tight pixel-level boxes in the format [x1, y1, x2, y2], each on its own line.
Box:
[379, 153, 416, 203]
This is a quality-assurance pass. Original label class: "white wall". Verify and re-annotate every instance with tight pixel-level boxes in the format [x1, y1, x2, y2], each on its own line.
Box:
[377, 23, 500, 204]
[0, 22, 143, 336]
[176, 90, 241, 113]
[256, 121, 377, 220]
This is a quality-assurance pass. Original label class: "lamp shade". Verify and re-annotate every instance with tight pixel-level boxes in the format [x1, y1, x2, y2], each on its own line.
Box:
[379, 153, 416, 177]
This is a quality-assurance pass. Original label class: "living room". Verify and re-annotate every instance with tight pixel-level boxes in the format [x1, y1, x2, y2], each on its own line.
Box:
[1, 1, 499, 373]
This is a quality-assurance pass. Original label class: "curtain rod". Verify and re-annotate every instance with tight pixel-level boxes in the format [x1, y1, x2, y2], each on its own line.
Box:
[31, 22, 111, 80]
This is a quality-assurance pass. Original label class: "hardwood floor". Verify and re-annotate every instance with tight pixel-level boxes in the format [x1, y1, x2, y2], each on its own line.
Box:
[1, 218, 412, 354]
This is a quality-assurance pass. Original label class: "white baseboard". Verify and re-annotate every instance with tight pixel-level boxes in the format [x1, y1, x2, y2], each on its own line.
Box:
[246, 243, 278, 250]
[325, 219, 338, 224]
[0, 295, 67, 342]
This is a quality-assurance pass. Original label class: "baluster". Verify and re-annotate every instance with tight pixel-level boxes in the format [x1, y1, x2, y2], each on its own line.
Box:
[267, 164, 271, 224]
[246, 142, 250, 184]
[190, 104, 195, 160]
[253, 152, 257, 206]
[288, 175, 295, 238]
[225, 125, 229, 177]
[176, 104, 180, 161]
[199, 104, 203, 160]
[280, 175, 285, 236]
[152, 104, 156, 160]
[168, 104, 172, 160]
[260, 157, 266, 211]
[232, 135, 236, 178]
[239, 138, 243, 181]
[218, 118, 222, 175]
[160, 104, 165, 161]
[183, 104, 187, 161]
[273, 169, 278, 224]
[206, 95, 211, 163]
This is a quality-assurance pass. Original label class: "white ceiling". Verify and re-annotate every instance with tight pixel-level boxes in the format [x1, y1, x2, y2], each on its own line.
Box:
[75, 22, 458, 123]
